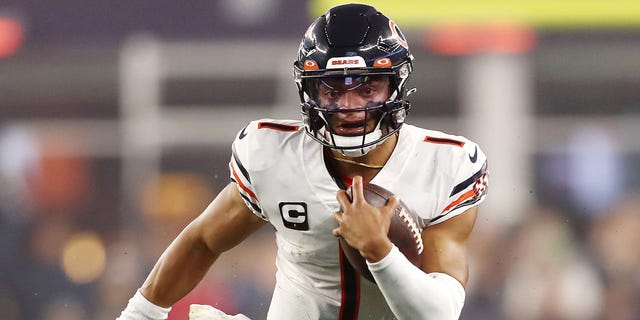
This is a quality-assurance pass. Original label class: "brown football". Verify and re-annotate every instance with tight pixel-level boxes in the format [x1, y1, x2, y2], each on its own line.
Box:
[340, 183, 424, 283]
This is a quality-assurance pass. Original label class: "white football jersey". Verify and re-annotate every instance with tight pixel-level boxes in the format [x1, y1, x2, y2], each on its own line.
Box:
[229, 119, 488, 320]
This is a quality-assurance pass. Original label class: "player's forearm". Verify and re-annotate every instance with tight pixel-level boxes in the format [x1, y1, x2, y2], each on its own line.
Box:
[141, 222, 220, 307]
[368, 245, 465, 320]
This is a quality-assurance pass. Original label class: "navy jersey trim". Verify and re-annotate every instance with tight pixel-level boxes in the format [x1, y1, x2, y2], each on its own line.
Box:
[430, 196, 482, 223]
[450, 160, 488, 197]
[232, 146, 251, 183]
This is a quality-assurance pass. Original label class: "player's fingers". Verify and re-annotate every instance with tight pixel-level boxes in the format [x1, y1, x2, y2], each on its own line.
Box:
[384, 196, 400, 215]
[332, 227, 342, 237]
[350, 176, 365, 205]
[336, 189, 351, 208]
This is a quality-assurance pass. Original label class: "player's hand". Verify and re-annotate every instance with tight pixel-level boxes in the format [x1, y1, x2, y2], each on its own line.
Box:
[332, 176, 397, 262]
[189, 304, 251, 320]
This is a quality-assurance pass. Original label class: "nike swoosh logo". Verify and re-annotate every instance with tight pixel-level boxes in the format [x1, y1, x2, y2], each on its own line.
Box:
[238, 126, 248, 139]
[469, 146, 478, 163]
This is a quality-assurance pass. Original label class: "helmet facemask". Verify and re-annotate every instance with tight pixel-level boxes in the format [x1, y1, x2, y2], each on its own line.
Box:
[298, 70, 411, 157]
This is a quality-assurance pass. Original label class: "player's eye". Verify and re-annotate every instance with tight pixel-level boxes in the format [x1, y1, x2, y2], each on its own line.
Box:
[324, 90, 341, 99]
[358, 86, 374, 96]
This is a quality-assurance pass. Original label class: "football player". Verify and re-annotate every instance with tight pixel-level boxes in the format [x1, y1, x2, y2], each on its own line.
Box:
[118, 3, 488, 320]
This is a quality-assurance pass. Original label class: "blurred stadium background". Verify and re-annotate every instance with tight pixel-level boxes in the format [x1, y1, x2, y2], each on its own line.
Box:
[1, 1, 639, 319]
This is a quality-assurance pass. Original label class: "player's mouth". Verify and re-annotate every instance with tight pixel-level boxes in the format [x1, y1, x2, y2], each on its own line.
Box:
[334, 120, 368, 136]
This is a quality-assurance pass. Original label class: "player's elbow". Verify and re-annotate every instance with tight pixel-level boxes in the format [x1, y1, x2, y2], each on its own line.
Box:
[431, 297, 464, 320]
[419, 273, 466, 320]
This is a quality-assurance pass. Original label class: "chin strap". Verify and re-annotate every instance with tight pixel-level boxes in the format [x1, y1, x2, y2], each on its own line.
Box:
[326, 119, 384, 157]
[333, 132, 382, 157]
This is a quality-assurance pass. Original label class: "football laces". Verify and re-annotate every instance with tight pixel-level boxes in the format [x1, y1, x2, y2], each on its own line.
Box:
[396, 207, 424, 254]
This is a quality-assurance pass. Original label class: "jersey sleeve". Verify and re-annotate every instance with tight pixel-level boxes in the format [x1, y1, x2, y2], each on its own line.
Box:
[229, 121, 268, 220]
[431, 140, 489, 225]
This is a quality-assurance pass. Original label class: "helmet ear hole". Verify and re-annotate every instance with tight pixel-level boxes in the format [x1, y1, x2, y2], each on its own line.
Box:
[393, 107, 407, 128]
[380, 102, 408, 130]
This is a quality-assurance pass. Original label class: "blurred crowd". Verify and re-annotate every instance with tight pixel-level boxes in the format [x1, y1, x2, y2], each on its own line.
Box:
[2, 1, 640, 319]
[1, 125, 639, 320]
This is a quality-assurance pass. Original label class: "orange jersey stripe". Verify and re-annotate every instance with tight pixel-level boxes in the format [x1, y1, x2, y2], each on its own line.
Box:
[424, 136, 465, 147]
[258, 122, 299, 132]
[230, 161, 258, 200]
[442, 189, 475, 213]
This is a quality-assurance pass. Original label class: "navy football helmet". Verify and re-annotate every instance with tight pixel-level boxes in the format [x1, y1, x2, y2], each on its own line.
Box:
[294, 4, 414, 157]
